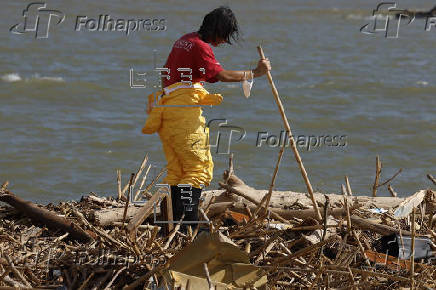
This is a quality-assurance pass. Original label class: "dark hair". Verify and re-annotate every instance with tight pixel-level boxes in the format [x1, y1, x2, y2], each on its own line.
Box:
[198, 6, 240, 44]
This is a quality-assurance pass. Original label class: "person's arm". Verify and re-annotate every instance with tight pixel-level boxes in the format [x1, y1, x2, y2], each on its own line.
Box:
[215, 58, 271, 82]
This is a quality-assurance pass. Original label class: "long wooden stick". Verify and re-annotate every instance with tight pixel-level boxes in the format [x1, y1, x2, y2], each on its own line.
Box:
[134, 164, 152, 201]
[410, 207, 416, 289]
[121, 154, 148, 195]
[122, 173, 135, 226]
[372, 155, 382, 197]
[117, 170, 122, 200]
[388, 184, 398, 197]
[254, 144, 285, 217]
[427, 174, 436, 186]
[377, 168, 402, 188]
[257, 45, 322, 221]
[203, 263, 213, 290]
[345, 176, 353, 196]
[127, 188, 166, 241]
[341, 185, 352, 234]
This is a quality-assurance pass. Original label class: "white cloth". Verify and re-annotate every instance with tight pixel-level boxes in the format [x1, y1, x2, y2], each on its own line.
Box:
[242, 71, 254, 98]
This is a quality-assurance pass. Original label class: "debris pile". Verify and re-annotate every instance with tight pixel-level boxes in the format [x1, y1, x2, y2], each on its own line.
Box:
[0, 155, 435, 289]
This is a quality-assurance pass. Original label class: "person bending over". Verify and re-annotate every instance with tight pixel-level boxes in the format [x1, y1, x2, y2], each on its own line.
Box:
[142, 6, 271, 231]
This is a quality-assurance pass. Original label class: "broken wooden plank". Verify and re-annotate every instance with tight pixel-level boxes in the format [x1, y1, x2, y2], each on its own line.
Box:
[127, 189, 166, 241]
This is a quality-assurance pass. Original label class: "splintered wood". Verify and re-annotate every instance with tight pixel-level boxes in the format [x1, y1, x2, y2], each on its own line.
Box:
[0, 159, 435, 289]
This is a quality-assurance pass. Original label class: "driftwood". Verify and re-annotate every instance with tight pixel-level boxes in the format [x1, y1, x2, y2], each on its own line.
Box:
[205, 173, 406, 211]
[205, 188, 406, 212]
[127, 189, 166, 241]
[90, 185, 409, 227]
[2, 137, 436, 289]
[205, 202, 412, 236]
[351, 215, 412, 236]
[205, 174, 435, 239]
[81, 194, 123, 207]
[89, 205, 144, 226]
[0, 190, 93, 243]
[0, 150, 431, 288]
[0, 170, 435, 289]
[206, 202, 347, 220]
[88, 173, 432, 232]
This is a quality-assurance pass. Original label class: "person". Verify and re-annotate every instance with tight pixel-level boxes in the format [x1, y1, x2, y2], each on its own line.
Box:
[142, 6, 271, 232]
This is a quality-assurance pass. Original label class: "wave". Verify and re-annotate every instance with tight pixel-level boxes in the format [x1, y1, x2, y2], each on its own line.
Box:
[345, 14, 394, 21]
[416, 80, 429, 86]
[1, 73, 65, 83]
[1, 73, 21, 82]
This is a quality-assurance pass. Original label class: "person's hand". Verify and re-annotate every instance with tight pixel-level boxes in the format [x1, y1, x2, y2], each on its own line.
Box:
[253, 58, 271, 77]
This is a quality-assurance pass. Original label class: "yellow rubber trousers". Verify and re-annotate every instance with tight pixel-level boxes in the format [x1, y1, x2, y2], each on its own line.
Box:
[142, 82, 223, 188]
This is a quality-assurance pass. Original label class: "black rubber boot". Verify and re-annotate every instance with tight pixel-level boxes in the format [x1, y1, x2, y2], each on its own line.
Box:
[170, 185, 183, 223]
[181, 186, 202, 232]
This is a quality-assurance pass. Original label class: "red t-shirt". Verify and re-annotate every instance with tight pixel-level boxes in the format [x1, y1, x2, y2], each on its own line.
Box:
[162, 32, 224, 88]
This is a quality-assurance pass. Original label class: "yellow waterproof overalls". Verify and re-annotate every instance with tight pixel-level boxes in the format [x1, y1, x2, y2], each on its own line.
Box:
[142, 82, 223, 188]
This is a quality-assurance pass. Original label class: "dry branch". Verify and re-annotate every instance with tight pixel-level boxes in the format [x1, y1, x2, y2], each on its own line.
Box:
[372, 155, 382, 197]
[0, 190, 93, 243]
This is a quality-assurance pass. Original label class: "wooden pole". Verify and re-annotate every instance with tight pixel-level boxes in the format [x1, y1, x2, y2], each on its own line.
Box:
[341, 185, 352, 234]
[257, 45, 322, 221]
[254, 144, 285, 217]
[160, 191, 174, 235]
[117, 169, 123, 200]
[122, 173, 135, 226]
[345, 176, 353, 196]
[410, 207, 416, 289]
[372, 155, 382, 197]
[387, 184, 398, 197]
[427, 174, 436, 186]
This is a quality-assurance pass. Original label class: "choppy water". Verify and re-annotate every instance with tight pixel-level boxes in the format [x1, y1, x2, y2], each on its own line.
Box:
[1, 0, 435, 204]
